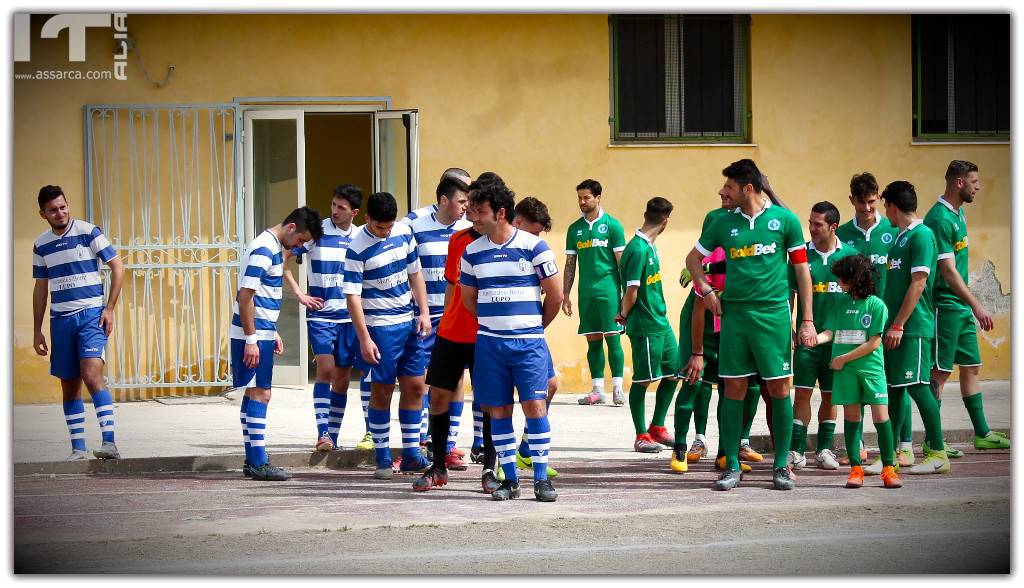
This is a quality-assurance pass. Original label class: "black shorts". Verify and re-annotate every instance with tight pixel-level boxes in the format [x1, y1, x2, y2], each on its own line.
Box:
[425, 335, 475, 392]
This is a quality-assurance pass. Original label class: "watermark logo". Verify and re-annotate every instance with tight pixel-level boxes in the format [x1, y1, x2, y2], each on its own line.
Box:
[13, 13, 127, 81]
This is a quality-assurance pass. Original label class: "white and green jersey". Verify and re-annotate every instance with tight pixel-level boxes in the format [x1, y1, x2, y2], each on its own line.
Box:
[826, 294, 888, 378]
[882, 220, 937, 338]
[836, 212, 899, 296]
[696, 199, 805, 303]
[923, 197, 970, 310]
[789, 239, 857, 331]
[566, 208, 626, 297]
[620, 230, 671, 337]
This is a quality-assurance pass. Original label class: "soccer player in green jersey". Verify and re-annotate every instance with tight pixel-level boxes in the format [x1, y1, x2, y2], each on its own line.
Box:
[616, 197, 679, 454]
[924, 160, 1009, 451]
[686, 159, 818, 491]
[563, 179, 628, 406]
[836, 172, 912, 467]
[788, 201, 856, 472]
[879, 180, 950, 475]
[814, 255, 902, 489]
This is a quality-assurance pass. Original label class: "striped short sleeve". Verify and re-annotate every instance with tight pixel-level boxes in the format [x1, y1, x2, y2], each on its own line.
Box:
[240, 247, 274, 290]
[88, 226, 117, 263]
[32, 245, 48, 279]
[460, 254, 478, 289]
[342, 249, 365, 296]
[532, 240, 558, 279]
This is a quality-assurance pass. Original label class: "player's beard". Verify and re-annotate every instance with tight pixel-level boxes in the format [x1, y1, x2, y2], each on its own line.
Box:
[48, 218, 69, 231]
[960, 187, 975, 203]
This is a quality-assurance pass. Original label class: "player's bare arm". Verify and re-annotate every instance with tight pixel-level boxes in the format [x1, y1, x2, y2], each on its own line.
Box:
[685, 247, 719, 316]
[281, 249, 325, 310]
[684, 294, 706, 384]
[32, 278, 48, 356]
[792, 261, 817, 346]
[99, 256, 125, 337]
[561, 254, 576, 316]
[346, 293, 380, 365]
[236, 287, 260, 369]
[408, 270, 432, 337]
[541, 273, 563, 328]
[885, 271, 928, 350]
[937, 257, 993, 331]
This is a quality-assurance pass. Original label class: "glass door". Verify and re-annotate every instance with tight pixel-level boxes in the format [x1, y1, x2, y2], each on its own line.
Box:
[242, 110, 308, 385]
[374, 110, 419, 216]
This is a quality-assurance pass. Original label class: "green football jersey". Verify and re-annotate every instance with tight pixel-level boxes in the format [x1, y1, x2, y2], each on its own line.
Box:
[882, 221, 937, 338]
[789, 239, 858, 331]
[566, 209, 626, 297]
[826, 294, 888, 377]
[835, 213, 899, 296]
[702, 206, 731, 232]
[620, 230, 672, 337]
[923, 198, 970, 309]
[696, 200, 805, 303]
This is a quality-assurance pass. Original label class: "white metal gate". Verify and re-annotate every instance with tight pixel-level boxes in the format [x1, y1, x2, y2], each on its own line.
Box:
[85, 104, 242, 397]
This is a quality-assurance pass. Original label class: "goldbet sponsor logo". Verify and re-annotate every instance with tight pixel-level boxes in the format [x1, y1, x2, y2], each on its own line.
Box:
[646, 272, 662, 286]
[576, 238, 609, 250]
[954, 238, 968, 252]
[813, 281, 842, 294]
[729, 242, 777, 259]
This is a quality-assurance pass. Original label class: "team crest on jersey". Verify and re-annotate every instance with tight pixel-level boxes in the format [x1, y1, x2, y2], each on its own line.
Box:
[899, 236, 908, 247]
[519, 258, 529, 272]
[881, 233, 894, 244]
[861, 314, 872, 328]
[767, 219, 781, 231]
[730, 228, 739, 237]
[598, 224, 609, 234]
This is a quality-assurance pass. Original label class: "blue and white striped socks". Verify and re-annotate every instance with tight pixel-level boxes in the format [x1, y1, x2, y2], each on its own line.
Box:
[312, 382, 331, 439]
[420, 390, 430, 443]
[525, 416, 551, 481]
[63, 399, 87, 451]
[90, 389, 115, 443]
[491, 416, 518, 483]
[360, 373, 372, 431]
[367, 407, 391, 468]
[240, 396, 252, 463]
[400, 408, 423, 459]
[447, 399, 464, 453]
[328, 390, 347, 446]
[472, 401, 484, 448]
[245, 399, 269, 467]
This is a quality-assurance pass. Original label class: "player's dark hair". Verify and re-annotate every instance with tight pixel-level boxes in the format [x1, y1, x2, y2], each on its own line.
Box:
[333, 184, 363, 210]
[831, 255, 877, 300]
[722, 159, 763, 194]
[881, 180, 917, 213]
[811, 201, 841, 226]
[470, 172, 506, 191]
[282, 206, 324, 241]
[38, 185, 66, 210]
[470, 182, 516, 222]
[436, 177, 467, 202]
[945, 160, 978, 183]
[849, 172, 879, 201]
[576, 179, 602, 197]
[514, 196, 552, 232]
[366, 192, 399, 222]
[643, 197, 674, 225]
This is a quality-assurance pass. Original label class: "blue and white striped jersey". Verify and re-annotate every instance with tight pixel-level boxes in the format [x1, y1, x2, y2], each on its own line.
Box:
[230, 230, 284, 341]
[400, 204, 438, 225]
[460, 229, 559, 339]
[408, 213, 471, 318]
[33, 220, 117, 317]
[292, 218, 358, 323]
[342, 222, 422, 327]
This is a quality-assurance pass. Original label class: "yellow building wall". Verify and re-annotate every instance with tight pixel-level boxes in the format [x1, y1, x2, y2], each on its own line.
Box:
[12, 14, 1010, 403]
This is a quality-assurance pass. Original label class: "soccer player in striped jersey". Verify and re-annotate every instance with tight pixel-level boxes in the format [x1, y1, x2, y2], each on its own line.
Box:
[344, 192, 434, 480]
[33, 185, 125, 461]
[282, 184, 364, 452]
[461, 183, 563, 502]
[233, 206, 322, 481]
[404, 177, 472, 467]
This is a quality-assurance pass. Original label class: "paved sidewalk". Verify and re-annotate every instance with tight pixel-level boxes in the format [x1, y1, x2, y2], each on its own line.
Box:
[13, 380, 1011, 472]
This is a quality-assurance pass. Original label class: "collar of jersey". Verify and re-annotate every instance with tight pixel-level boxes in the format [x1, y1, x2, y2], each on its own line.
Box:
[581, 207, 605, 229]
[937, 196, 960, 214]
[485, 227, 519, 248]
[633, 228, 654, 244]
[852, 210, 882, 237]
[732, 197, 771, 228]
[431, 211, 461, 229]
[53, 218, 76, 239]
[896, 219, 924, 239]
[809, 237, 842, 260]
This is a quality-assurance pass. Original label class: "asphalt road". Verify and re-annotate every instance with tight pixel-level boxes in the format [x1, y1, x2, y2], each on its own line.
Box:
[14, 447, 1011, 574]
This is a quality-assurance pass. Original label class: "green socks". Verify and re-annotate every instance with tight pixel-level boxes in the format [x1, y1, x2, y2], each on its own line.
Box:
[694, 382, 713, 435]
[674, 381, 700, 445]
[844, 420, 864, 466]
[875, 418, 895, 467]
[741, 384, 761, 439]
[771, 396, 794, 469]
[628, 383, 647, 435]
[587, 339, 606, 383]
[900, 393, 913, 443]
[963, 393, 990, 437]
[816, 420, 837, 452]
[720, 397, 744, 470]
[908, 383, 944, 451]
[651, 377, 678, 428]
[606, 335, 625, 378]
[790, 420, 808, 454]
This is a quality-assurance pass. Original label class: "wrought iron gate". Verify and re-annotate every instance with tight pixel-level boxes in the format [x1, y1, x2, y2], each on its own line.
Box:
[85, 104, 242, 397]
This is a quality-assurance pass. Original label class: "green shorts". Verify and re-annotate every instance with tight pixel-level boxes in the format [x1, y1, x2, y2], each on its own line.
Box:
[832, 369, 888, 405]
[793, 343, 834, 392]
[719, 300, 793, 380]
[884, 336, 932, 387]
[578, 291, 623, 336]
[700, 346, 720, 385]
[934, 304, 982, 372]
[630, 331, 678, 383]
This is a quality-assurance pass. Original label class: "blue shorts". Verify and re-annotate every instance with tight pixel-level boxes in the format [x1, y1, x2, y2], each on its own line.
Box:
[366, 321, 426, 385]
[472, 336, 550, 407]
[308, 320, 360, 368]
[547, 353, 556, 380]
[230, 338, 276, 389]
[419, 315, 442, 357]
[50, 307, 107, 380]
